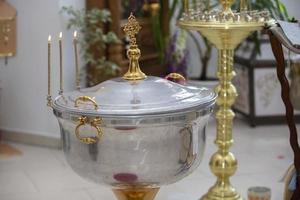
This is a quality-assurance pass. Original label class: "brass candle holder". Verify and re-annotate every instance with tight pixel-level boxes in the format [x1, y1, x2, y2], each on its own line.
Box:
[178, 0, 274, 199]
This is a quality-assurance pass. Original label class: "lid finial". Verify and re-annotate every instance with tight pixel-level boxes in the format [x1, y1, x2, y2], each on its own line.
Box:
[123, 13, 147, 81]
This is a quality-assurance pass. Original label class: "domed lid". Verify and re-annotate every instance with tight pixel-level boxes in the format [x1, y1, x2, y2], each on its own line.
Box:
[52, 14, 216, 117]
[53, 76, 216, 117]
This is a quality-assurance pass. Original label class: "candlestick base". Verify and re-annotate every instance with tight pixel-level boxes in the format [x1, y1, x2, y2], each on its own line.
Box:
[113, 187, 160, 200]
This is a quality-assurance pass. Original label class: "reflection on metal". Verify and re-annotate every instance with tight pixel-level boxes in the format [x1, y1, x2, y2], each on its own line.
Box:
[113, 187, 160, 200]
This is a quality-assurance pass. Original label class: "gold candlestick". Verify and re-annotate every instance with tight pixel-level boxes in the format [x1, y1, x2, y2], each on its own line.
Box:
[178, 0, 271, 199]
[184, 0, 189, 16]
[240, 0, 245, 12]
[113, 187, 160, 200]
[206, 0, 210, 13]
[47, 35, 52, 107]
[59, 32, 63, 95]
[193, 0, 197, 12]
[248, 0, 252, 12]
[200, 0, 203, 14]
[73, 31, 80, 90]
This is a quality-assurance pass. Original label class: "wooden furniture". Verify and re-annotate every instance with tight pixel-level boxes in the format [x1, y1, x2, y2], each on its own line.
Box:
[0, 0, 17, 58]
[268, 21, 300, 200]
[86, 0, 167, 85]
[234, 36, 300, 126]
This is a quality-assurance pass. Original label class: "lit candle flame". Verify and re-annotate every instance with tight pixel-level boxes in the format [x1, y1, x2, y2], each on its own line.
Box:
[73, 31, 77, 38]
[48, 35, 52, 42]
[59, 32, 63, 39]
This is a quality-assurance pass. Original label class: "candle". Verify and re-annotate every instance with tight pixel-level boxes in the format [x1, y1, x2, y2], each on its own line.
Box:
[184, 0, 189, 15]
[193, 0, 197, 12]
[206, 0, 210, 13]
[248, 0, 252, 12]
[59, 32, 63, 95]
[47, 35, 52, 106]
[200, 0, 203, 14]
[240, 0, 245, 12]
[73, 31, 80, 90]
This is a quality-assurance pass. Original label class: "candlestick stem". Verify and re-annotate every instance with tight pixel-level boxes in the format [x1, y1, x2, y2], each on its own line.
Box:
[184, 0, 189, 16]
[200, 49, 241, 200]
[206, 0, 210, 13]
[240, 0, 245, 12]
[73, 31, 80, 90]
[59, 32, 63, 95]
[47, 35, 52, 107]
[200, 0, 203, 14]
[248, 0, 252, 12]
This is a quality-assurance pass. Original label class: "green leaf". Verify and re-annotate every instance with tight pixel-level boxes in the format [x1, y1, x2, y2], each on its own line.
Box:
[60, 6, 120, 76]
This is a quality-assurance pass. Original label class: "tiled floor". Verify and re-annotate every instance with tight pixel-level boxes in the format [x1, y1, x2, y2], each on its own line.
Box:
[0, 118, 297, 200]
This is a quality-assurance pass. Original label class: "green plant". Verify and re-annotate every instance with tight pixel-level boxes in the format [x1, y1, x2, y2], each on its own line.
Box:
[237, 0, 291, 54]
[61, 6, 120, 77]
[152, 0, 291, 80]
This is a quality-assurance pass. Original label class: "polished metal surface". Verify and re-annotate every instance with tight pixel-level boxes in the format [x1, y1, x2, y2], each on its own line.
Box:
[48, 13, 217, 200]
[53, 76, 216, 117]
[56, 110, 210, 186]
[113, 187, 160, 200]
[178, 0, 273, 199]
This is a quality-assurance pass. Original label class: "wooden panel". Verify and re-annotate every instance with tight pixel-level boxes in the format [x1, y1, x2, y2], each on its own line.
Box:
[0, 1, 17, 57]
[86, 0, 106, 9]
[85, 0, 167, 84]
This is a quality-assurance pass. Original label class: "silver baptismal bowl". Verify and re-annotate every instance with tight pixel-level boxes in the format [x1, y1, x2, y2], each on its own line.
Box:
[47, 14, 216, 200]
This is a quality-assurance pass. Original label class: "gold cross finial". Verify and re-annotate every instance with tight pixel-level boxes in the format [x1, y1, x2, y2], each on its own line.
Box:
[122, 13, 146, 81]
[123, 13, 141, 45]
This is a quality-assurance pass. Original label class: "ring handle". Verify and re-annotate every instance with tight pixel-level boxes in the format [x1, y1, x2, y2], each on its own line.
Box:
[75, 116, 103, 144]
[165, 73, 186, 85]
[75, 96, 98, 110]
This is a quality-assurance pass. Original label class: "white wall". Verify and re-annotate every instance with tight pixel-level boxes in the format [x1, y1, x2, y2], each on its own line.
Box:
[0, 0, 85, 138]
[187, 0, 300, 79]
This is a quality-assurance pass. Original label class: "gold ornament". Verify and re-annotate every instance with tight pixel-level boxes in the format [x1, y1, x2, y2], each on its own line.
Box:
[122, 13, 146, 81]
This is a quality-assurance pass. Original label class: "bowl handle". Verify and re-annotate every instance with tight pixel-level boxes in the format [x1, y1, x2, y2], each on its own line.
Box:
[74, 96, 102, 144]
[75, 116, 103, 144]
[74, 96, 98, 110]
[164, 73, 186, 85]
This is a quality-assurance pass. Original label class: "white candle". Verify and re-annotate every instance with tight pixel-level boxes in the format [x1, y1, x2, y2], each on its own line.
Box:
[73, 31, 80, 90]
[240, 0, 245, 12]
[59, 32, 63, 95]
[48, 35, 51, 96]
[206, 0, 210, 13]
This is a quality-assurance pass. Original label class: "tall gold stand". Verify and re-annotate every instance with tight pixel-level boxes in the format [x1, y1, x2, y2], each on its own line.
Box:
[178, 0, 272, 199]
[113, 187, 160, 200]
